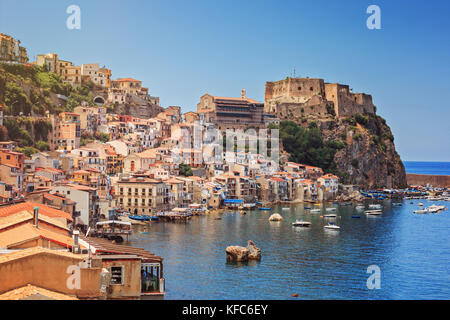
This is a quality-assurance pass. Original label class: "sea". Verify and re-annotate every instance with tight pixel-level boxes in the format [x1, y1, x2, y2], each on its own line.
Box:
[129, 198, 450, 300]
[127, 161, 450, 300]
[403, 161, 450, 176]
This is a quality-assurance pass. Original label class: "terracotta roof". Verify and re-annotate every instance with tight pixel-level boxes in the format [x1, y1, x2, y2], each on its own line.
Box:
[213, 96, 260, 104]
[0, 211, 69, 232]
[0, 284, 78, 300]
[0, 201, 72, 221]
[0, 223, 76, 249]
[79, 236, 162, 263]
[114, 78, 141, 83]
[0, 247, 87, 264]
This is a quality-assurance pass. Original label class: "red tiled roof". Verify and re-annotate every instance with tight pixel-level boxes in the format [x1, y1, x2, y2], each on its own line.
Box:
[0, 201, 72, 221]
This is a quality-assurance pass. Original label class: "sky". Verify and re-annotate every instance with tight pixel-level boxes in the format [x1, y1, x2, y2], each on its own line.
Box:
[1, 0, 449, 162]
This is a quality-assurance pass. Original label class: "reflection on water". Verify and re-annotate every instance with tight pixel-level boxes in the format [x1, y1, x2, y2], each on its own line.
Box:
[128, 199, 450, 299]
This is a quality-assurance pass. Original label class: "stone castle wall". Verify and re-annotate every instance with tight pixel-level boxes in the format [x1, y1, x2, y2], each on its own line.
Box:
[265, 77, 375, 118]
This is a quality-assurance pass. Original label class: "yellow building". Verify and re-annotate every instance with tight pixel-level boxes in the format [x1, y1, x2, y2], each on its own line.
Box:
[0, 33, 28, 64]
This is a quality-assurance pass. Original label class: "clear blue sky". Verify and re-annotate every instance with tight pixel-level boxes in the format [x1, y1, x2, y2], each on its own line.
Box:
[1, 0, 449, 161]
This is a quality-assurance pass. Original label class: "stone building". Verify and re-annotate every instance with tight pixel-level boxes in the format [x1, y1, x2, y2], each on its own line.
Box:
[265, 77, 375, 118]
[196, 90, 265, 131]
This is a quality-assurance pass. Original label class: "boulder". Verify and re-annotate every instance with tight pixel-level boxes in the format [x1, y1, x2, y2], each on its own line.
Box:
[246, 240, 261, 261]
[269, 213, 283, 221]
[226, 240, 261, 262]
[226, 246, 249, 262]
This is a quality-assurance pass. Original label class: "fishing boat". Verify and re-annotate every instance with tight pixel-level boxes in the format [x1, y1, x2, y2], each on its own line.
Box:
[324, 222, 340, 230]
[355, 205, 365, 210]
[258, 207, 271, 211]
[292, 219, 311, 227]
[324, 214, 337, 218]
[282, 207, 291, 210]
[325, 207, 337, 211]
[368, 204, 382, 209]
[129, 215, 152, 221]
[365, 209, 382, 215]
[310, 209, 321, 213]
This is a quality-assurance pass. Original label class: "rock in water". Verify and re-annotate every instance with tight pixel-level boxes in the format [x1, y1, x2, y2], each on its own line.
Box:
[226, 246, 249, 262]
[246, 240, 261, 260]
[226, 240, 261, 262]
[269, 213, 283, 221]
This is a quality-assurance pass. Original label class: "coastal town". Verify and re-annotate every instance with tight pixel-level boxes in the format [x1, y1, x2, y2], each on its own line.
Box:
[0, 32, 449, 300]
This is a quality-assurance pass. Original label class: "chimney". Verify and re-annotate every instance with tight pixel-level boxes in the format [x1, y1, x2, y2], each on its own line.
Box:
[33, 207, 39, 228]
[241, 89, 246, 99]
[73, 230, 80, 253]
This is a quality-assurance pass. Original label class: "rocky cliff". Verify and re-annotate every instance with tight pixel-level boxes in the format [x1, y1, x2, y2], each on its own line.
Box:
[278, 112, 407, 189]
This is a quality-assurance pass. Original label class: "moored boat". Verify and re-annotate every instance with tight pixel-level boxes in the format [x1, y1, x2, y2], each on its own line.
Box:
[365, 209, 382, 215]
[324, 222, 340, 230]
[292, 219, 311, 227]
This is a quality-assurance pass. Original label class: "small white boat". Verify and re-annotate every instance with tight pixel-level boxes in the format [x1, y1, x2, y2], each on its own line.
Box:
[365, 209, 382, 215]
[326, 207, 337, 212]
[310, 209, 321, 213]
[418, 203, 424, 206]
[292, 219, 311, 227]
[414, 209, 430, 214]
[282, 207, 291, 211]
[324, 222, 340, 230]
[356, 205, 365, 210]
[368, 204, 382, 209]
[324, 214, 337, 218]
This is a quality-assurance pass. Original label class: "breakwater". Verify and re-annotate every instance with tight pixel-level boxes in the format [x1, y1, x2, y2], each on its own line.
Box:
[406, 174, 450, 187]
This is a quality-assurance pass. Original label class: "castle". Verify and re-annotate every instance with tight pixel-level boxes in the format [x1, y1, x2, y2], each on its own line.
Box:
[264, 77, 375, 118]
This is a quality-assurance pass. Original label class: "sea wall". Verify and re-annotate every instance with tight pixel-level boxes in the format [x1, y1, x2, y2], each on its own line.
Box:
[406, 174, 450, 188]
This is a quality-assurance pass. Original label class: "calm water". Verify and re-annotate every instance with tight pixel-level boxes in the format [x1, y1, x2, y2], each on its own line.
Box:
[403, 161, 450, 175]
[128, 199, 450, 300]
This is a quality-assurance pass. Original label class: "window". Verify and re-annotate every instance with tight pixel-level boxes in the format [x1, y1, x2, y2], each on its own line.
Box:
[110, 266, 124, 285]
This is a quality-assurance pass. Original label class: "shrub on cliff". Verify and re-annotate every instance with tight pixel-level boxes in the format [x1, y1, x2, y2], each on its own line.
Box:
[279, 121, 340, 174]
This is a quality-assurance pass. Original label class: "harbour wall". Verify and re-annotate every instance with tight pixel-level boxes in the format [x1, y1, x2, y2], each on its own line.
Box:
[406, 174, 450, 188]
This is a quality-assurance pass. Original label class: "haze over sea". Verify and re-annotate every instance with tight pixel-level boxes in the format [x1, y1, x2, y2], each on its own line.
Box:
[403, 161, 450, 176]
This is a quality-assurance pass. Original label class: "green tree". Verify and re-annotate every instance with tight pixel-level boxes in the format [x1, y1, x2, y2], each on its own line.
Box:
[179, 163, 193, 177]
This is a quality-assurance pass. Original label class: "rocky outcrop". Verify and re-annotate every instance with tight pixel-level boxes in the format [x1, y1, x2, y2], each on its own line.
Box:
[324, 115, 407, 189]
[226, 240, 261, 262]
[269, 213, 283, 221]
[336, 190, 365, 202]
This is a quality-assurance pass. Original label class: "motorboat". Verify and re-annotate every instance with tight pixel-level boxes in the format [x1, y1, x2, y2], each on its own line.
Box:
[413, 208, 430, 214]
[292, 219, 311, 227]
[351, 215, 362, 219]
[326, 207, 337, 212]
[365, 210, 382, 216]
[324, 214, 337, 218]
[324, 222, 340, 230]
[258, 207, 271, 211]
[418, 203, 424, 206]
[282, 207, 291, 210]
[355, 205, 365, 210]
[368, 204, 382, 209]
[310, 209, 321, 213]
[392, 203, 402, 206]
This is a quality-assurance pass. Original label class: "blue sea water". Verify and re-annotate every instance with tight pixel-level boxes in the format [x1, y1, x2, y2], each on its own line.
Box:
[403, 161, 450, 175]
[129, 199, 450, 300]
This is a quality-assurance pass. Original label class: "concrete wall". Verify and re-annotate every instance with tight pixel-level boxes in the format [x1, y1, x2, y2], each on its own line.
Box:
[0, 252, 102, 297]
[406, 174, 450, 188]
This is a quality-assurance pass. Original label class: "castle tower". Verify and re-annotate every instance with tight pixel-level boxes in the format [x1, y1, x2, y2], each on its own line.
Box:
[241, 89, 246, 99]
